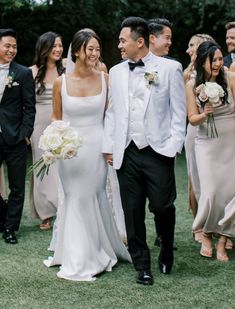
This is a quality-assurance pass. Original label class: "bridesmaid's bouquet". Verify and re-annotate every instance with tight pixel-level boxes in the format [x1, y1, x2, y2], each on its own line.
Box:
[196, 82, 224, 138]
[29, 120, 82, 180]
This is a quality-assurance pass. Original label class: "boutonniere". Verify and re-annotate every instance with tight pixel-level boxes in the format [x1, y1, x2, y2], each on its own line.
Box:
[4, 72, 16, 88]
[144, 71, 158, 88]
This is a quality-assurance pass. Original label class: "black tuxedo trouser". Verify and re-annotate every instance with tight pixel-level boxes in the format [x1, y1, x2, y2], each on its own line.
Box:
[0, 133, 27, 231]
[117, 141, 176, 271]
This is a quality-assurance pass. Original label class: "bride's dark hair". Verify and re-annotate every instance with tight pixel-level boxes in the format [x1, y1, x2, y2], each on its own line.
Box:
[33, 31, 65, 95]
[71, 30, 101, 63]
[194, 41, 228, 104]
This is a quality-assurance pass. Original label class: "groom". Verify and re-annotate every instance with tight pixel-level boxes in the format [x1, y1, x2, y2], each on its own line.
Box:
[0, 29, 35, 244]
[103, 17, 186, 285]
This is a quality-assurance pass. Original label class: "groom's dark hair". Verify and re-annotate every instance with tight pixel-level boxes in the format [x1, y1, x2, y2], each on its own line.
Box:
[121, 17, 149, 47]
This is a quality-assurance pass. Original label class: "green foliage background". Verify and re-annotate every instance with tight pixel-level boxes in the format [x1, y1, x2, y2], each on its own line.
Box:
[0, 0, 235, 68]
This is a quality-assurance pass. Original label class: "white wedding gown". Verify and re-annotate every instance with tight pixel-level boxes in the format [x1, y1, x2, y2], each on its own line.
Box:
[44, 73, 131, 281]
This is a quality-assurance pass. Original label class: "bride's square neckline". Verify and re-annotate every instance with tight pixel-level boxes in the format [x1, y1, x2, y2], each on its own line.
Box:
[64, 73, 103, 99]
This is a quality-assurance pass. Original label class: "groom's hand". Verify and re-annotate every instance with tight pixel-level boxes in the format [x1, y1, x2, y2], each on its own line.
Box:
[25, 137, 31, 145]
[104, 153, 113, 166]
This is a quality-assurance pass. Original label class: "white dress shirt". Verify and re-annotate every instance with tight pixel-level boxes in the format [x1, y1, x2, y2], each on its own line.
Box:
[231, 53, 235, 63]
[126, 53, 151, 149]
[0, 62, 10, 132]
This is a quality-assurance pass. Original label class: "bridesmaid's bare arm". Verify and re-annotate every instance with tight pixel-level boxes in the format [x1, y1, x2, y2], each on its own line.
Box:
[52, 76, 62, 120]
[186, 80, 213, 125]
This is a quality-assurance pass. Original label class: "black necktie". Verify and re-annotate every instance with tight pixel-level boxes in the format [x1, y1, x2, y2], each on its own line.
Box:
[128, 59, 145, 71]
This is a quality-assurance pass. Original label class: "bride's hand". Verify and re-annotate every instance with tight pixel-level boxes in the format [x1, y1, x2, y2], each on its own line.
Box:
[104, 153, 113, 166]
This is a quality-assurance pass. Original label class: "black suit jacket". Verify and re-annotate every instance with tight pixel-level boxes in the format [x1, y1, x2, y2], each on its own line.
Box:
[0, 61, 36, 145]
[223, 54, 233, 68]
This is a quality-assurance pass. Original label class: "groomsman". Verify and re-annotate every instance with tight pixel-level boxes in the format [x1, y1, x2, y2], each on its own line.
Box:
[0, 29, 36, 244]
[148, 17, 176, 248]
[103, 17, 186, 285]
[148, 18, 173, 57]
[224, 21, 235, 68]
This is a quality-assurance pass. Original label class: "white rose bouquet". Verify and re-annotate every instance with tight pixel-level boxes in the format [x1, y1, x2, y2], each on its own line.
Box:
[195, 82, 225, 138]
[29, 120, 82, 180]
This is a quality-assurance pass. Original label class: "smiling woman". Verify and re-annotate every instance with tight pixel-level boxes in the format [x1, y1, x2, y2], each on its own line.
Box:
[43, 29, 131, 281]
[185, 40, 235, 261]
[183, 33, 214, 233]
[29, 32, 65, 230]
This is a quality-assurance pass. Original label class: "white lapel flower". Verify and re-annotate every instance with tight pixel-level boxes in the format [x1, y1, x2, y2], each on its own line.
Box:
[4, 72, 16, 88]
[144, 71, 158, 88]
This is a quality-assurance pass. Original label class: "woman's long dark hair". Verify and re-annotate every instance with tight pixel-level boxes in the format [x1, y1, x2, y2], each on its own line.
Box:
[33, 31, 65, 95]
[194, 41, 228, 104]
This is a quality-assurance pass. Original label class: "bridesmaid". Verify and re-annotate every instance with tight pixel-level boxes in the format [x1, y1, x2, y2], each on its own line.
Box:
[184, 34, 214, 222]
[186, 41, 235, 261]
[29, 32, 65, 230]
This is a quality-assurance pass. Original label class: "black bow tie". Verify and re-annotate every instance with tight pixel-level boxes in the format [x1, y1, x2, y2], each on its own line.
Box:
[128, 59, 145, 71]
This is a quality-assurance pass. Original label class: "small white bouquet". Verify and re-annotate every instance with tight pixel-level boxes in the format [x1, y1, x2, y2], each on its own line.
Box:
[196, 82, 224, 138]
[29, 120, 82, 180]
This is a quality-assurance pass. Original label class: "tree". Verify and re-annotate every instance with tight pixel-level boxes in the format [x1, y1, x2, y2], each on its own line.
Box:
[1, 0, 235, 66]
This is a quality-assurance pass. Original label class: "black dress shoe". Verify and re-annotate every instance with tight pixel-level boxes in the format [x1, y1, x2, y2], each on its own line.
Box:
[2, 229, 18, 244]
[136, 270, 154, 285]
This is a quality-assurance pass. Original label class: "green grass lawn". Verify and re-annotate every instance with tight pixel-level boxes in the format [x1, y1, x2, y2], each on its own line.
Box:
[0, 152, 235, 309]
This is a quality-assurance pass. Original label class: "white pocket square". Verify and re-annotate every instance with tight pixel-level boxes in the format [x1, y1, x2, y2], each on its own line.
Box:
[12, 81, 19, 86]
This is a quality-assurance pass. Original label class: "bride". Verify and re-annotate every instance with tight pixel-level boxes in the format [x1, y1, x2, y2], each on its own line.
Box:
[43, 29, 131, 281]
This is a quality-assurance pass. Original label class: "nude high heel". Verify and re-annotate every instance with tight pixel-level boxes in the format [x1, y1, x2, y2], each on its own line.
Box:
[215, 236, 229, 262]
[225, 238, 233, 250]
[200, 233, 213, 258]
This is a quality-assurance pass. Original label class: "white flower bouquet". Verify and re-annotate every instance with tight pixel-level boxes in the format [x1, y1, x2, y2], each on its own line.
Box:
[196, 82, 224, 138]
[29, 120, 82, 180]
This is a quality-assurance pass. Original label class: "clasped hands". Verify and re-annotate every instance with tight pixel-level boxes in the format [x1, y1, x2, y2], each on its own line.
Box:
[203, 102, 214, 117]
[104, 153, 113, 166]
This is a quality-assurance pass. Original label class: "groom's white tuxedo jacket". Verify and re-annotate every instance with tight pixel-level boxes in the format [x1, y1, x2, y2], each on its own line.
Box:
[103, 52, 186, 169]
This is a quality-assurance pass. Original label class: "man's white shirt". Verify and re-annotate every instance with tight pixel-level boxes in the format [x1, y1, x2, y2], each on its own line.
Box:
[126, 53, 152, 149]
